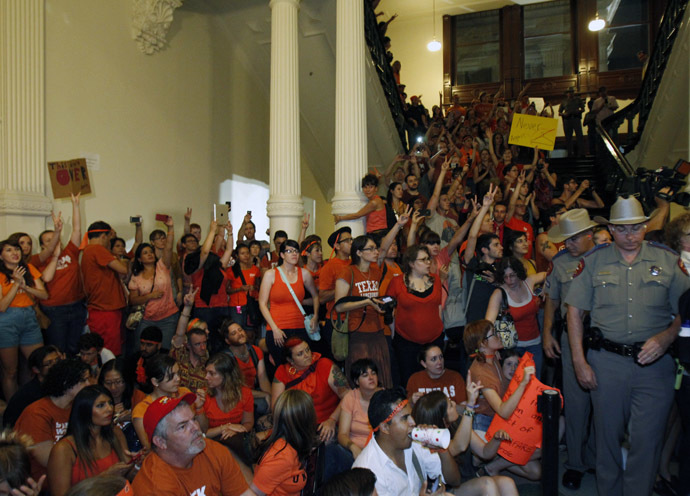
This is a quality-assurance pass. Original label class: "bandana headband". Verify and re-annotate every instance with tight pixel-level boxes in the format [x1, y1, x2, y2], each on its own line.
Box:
[301, 240, 318, 257]
[366, 398, 409, 445]
[78, 229, 112, 250]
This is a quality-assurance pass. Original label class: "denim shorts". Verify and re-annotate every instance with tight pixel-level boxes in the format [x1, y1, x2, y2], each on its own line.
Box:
[0, 307, 44, 348]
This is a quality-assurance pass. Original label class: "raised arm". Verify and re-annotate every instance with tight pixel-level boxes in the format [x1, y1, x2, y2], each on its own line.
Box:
[464, 184, 497, 264]
[162, 216, 174, 268]
[378, 207, 411, 266]
[69, 193, 82, 248]
[237, 212, 251, 241]
[427, 157, 451, 213]
[172, 288, 197, 348]
[37, 212, 63, 264]
[506, 171, 526, 222]
[407, 209, 424, 248]
[446, 199, 478, 255]
[219, 224, 234, 267]
[131, 217, 143, 255]
[298, 214, 310, 245]
[486, 129, 500, 167]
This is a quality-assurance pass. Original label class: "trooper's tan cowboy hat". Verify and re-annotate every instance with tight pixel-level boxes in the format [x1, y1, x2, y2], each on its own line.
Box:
[593, 196, 650, 225]
[548, 208, 598, 243]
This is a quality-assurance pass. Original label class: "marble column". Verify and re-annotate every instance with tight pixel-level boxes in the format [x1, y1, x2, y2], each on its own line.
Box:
[266, 0, 304, 242]
[331, 0, 368, 237]
[0, 0, 53, 235]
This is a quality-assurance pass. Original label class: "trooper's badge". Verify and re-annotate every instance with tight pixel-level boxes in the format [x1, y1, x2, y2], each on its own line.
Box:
[650, 266, 662, 276]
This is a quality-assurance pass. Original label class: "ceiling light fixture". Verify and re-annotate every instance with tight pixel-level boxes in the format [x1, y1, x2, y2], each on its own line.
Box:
[588, 13, 605, 32]
[427, 0, 441, 52]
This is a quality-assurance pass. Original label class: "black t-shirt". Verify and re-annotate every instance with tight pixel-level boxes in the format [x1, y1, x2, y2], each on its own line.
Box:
[3, 377, 43, 428]
[463, 257, 498, 324]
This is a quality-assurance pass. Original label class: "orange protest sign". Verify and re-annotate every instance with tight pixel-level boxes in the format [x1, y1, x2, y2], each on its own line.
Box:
[486, 352, 562, 465]
[47, 158, 92, 199]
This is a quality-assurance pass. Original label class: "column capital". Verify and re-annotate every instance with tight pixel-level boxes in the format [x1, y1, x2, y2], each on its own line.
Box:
[269, 0, 300, 10]
[0, 191, 52, 217]
[131, 0, 184, 55]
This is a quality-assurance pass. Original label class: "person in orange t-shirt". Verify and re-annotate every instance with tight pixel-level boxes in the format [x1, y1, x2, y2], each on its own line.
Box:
[199, 353, 254, 467]
[334, 212, 409, 388]
[80, 221, 128, 355]
[0, 238, 48, 401]
[133, 393, 252, 496]
[252, 390, 317, 496]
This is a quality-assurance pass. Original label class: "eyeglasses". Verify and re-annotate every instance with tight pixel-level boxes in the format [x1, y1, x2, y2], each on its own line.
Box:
[338, 237, 353, 244]
[360, 246, 379, 252]
[284, 248, 299, 254]
[416, 257, 431, 263]
[611, 224, 646, 235]
[103, 379, 125, 387]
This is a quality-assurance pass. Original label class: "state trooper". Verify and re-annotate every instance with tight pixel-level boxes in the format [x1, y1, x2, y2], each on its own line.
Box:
[565, 196, 690, 496]
[542, 209, 597, 490]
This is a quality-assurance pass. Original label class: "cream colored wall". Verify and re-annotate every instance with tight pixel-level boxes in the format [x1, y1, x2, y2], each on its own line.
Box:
[386, 14, 444, 111]
[45, 0, 329, 247]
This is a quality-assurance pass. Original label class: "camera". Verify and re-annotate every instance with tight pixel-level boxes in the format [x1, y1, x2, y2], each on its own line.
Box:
[378, 296, 397, 326]
[614, 159, 690, 211]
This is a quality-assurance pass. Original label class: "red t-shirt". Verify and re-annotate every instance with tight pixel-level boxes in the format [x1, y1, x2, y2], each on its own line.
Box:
[191, 265, 229, 309]
[274, 354, 339, 423]
[318, 257, 351, 318]
[254, 439, 307, 496]
[202, 387, 253, 427]
[268, 268, 305, 330]
[31, 242, 84, 306]
[80, 244, 125, 311]
[386, 276, 443, 344]
[337, 264, 383, 333]
[227, 265, 260, 307]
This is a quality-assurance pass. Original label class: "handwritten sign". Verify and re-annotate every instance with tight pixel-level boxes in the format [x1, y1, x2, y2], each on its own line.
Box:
[47, 158, 92, 199]
[485, 352, 562, 465]
[508, 113, 558, 151]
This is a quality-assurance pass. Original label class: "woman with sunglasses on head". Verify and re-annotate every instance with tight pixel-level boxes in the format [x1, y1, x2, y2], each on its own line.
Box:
[484, 257, 546, 378]
[259, 239, 320, 365]
[128, 216, 178, 349]
[334, 209, 411, 388]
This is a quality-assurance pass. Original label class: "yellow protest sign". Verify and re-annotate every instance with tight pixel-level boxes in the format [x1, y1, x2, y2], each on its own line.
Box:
[508, 113, 558, 151]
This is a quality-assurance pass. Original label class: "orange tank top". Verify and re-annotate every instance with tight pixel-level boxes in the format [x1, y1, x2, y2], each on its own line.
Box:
[67, 439, 121, 485]
[268, 267, 306, 330]
[366, 208, 388, 233]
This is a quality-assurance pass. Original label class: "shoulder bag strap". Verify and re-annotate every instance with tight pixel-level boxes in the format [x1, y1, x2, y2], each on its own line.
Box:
[277, 266, 307, 317]
[464, 274, 477, 314]
[284, 359, 319, 389]
[411, 450, 425, 485]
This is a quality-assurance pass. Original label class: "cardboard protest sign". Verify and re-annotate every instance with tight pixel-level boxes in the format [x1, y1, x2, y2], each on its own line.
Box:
[485, 352, 562, 465]
[47, 159, 92, 199]
[508, 113, 558, 151]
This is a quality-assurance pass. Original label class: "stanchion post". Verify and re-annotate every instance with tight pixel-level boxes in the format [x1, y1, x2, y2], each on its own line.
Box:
[538, 389, 561, 496]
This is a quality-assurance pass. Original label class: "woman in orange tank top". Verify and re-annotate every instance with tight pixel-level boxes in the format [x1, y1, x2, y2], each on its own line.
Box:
[47, 385, 133, 496]
[259, 239, 319, 366]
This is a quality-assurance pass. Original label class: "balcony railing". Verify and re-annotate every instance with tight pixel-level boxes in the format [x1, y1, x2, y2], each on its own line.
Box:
[364, 1, 408, 151]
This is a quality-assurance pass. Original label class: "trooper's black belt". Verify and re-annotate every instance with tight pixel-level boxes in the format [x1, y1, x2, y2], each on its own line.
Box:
[601, 339, 637, 358]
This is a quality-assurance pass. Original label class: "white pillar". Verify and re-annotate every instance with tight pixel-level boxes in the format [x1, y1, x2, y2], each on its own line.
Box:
[0, 0, 53, 235]
[332, 0, 368, 237]
[266, 0, 304, 241]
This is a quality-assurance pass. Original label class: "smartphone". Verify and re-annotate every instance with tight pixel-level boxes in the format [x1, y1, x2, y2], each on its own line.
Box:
[419, 209, 431, 217]
[213, 203, 229, 226]
[155, 214, 169, 222]
[380, 296, 394, 304]
[247, 210, 251, 215]
[129, 216, 142, 224]
[426, 476, 440, 494]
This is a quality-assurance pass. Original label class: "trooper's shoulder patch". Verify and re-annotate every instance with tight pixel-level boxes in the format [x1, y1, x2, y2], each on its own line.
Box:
[679, 258, 689, 277]
[572, 259, 585, 278]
